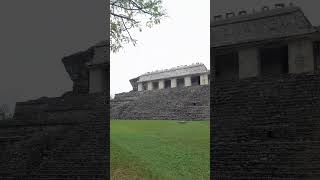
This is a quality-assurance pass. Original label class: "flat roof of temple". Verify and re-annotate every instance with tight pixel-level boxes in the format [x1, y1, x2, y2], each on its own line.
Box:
[137, 63, 209, 82]
[211, 5, 317, 48]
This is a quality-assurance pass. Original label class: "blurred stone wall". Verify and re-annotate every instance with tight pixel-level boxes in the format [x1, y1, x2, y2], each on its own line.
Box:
[212, 72, 320, 179]
[0, 93, 108, 179]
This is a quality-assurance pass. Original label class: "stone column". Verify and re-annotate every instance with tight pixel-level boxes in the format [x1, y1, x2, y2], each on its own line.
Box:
[159, 80, 164, 89]
[147, 82, 153, 90]
[200, 74, 209, 85]
[184, 76, 191, 87]
[138, 83, 143, 91]
[88, 41, 108, 94]
[89, 68, 107, 93]
[238, 47, 259, 79]
[171, 78, 177, 88]
[288, 39, 314, 73]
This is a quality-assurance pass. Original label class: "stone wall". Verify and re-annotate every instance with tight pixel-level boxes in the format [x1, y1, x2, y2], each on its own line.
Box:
[212, 72, 320, 179]
[62, 49, 93, 95]
[0, 93, 108, 179]
[111, 85, 210, 120]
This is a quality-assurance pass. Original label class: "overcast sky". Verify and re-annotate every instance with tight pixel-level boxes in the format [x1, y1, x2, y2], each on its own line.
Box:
[110, 0, 210, 95]
[0, 0, 106, 112]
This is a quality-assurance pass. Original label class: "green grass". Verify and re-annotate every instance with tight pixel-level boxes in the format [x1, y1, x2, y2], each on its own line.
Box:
[110, 120, 210, 180]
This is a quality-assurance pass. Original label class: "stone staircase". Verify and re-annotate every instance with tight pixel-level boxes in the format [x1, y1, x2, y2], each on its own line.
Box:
[111, 86, 210, 120]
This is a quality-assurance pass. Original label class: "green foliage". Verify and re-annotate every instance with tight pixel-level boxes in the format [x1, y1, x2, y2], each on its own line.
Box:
[110, 120, 210, 180]
[110, 0, 166, 53]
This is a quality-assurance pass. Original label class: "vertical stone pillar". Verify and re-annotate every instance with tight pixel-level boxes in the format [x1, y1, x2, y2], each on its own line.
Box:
[88, 41, 108, 94]
[200, 74, 209, 85]
[184, 76, 191, 87]
[159, 80, 164, 89]
[171, 78, 177, 88]
[238, 47, 259, 79]
[89, 68, 107, 93]
[147, 81, 153, 90]
[288, 39, 314, 73]
[138, 83, 143, 91]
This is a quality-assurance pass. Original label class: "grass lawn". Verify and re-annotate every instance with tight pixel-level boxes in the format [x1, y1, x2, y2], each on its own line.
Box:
[110, 120, 210, 180]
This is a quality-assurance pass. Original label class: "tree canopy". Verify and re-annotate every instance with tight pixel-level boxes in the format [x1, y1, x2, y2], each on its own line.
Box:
[110, 0, 166, 52]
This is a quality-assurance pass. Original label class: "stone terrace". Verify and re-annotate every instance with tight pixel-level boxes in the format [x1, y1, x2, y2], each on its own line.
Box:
[111, 85, 209, 120]
[0, 94, 108, 179]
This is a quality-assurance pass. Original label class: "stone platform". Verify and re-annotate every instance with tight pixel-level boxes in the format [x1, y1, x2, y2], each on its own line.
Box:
[111, 85, 210, 120]
[0, 93, 108, 179]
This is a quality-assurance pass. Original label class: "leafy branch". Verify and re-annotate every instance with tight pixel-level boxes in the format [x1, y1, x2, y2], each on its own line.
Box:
[110, 0, 166, 53]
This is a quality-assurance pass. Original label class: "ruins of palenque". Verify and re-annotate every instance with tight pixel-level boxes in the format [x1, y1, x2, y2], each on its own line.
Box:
[212, 3, 320, 179]
[131, 63, 210, 91]
[0, 41, 109, 179]
[111, 63, 210, 120]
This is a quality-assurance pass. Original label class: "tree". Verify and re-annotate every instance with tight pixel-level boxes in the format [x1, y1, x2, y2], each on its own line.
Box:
[110, 0, 166, 53]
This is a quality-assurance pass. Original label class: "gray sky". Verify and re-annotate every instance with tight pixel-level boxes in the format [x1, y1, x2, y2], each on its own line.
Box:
[0, 0, 106, 112]
[110, 0, 210, 96]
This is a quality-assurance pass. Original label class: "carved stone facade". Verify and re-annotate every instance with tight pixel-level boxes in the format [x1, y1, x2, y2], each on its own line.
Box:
[62, 49, 93, 94]
[212, 4, 320, 82]
[130, 63, 210, 92]
[62, 41, 108, 94]
[212, 5, 315, 48]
